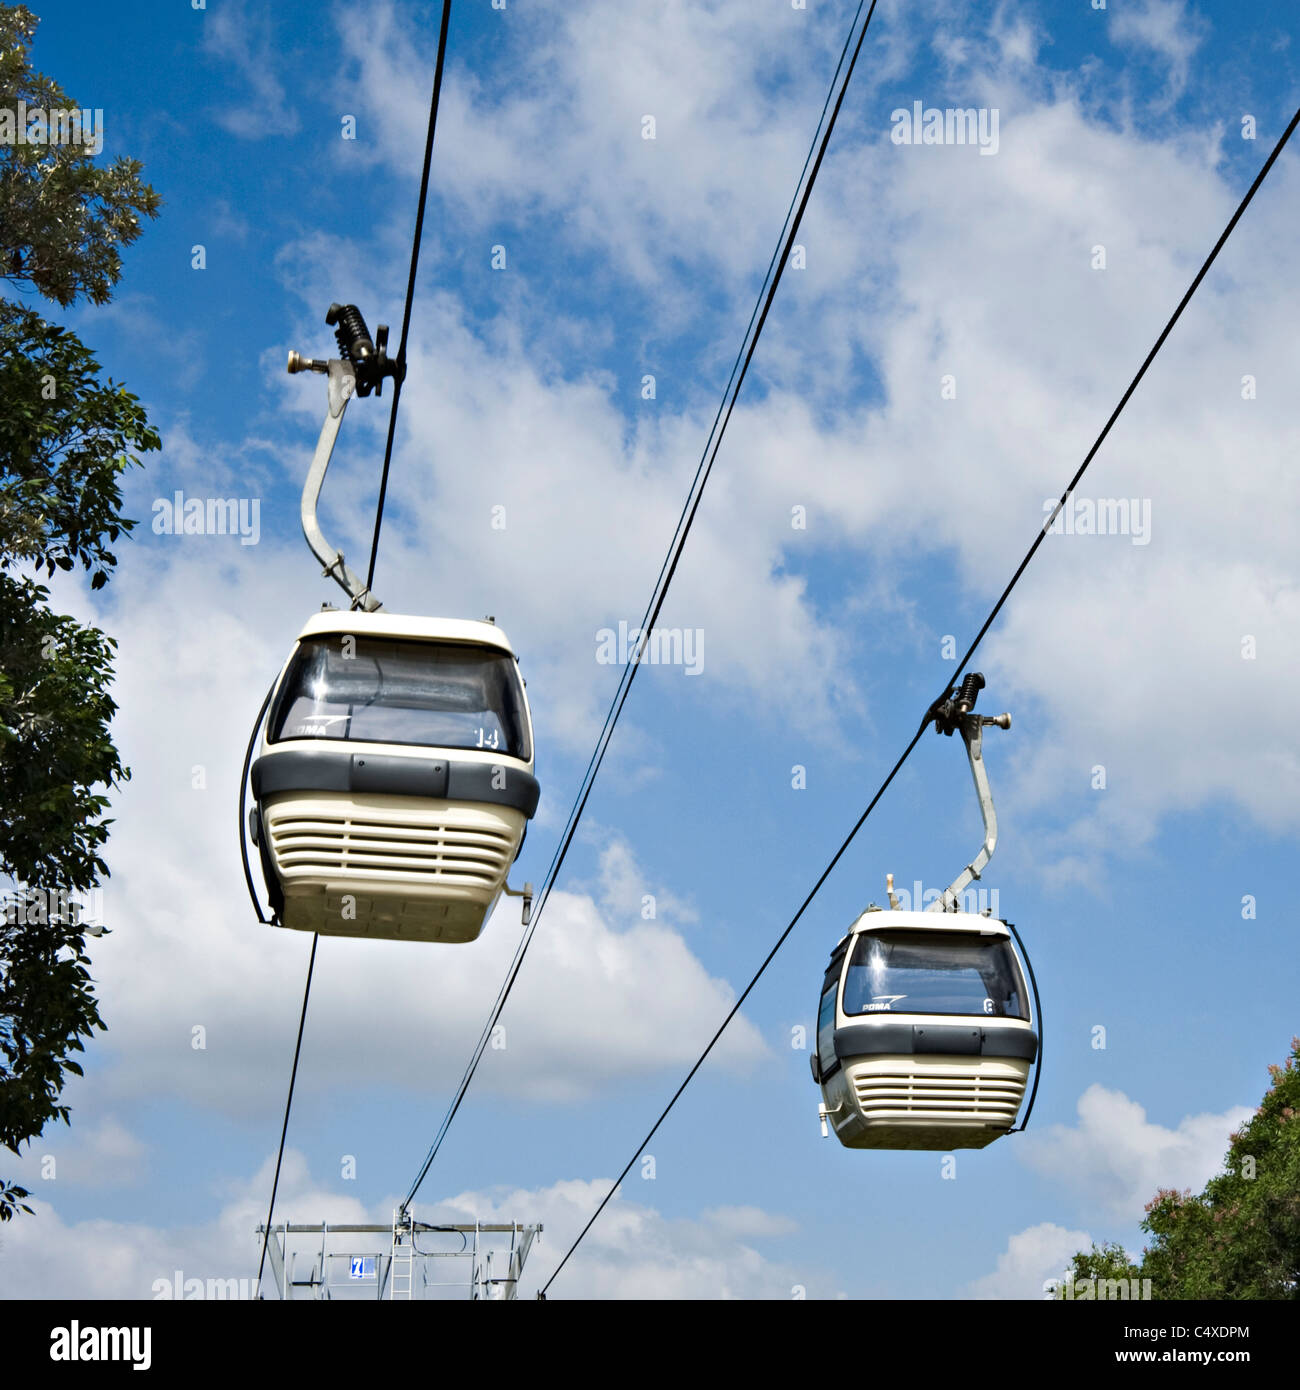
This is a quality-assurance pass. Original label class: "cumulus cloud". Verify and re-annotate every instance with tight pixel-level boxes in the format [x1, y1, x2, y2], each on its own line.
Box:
[1018, 1085, 1253, 1222]
[1109, 0, 1208, 100]
[0, 1152, 810, 1301]
[5, 1117, 148, 1193]
[966, 1221, 1097, 1300]
[203, 1, 302, 138]
[333, 0, 860, 297]
[179, 0, 1300, 864]
[324, 0, 1300, 852]
[700, 1205, 799, 1240]
[427, 1176, 813, 1299]
[0, 1149, 367, 1300]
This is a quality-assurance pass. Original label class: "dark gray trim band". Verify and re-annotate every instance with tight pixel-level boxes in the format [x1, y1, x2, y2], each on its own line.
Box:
[834, 1021, 1038, 1063]
[252, 748, 540, 818]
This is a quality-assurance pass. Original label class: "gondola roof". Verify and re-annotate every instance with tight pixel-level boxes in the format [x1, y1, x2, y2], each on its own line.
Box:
[845, 908, 1011, 937]
[296, 610, 519, 655]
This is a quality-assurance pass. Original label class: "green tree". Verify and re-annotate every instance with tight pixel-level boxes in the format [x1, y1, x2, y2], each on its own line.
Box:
[1054, 1239, 1143, 1299]
[1058, 1038, 1300, 1299]
[0, 2, 160, 1220]
[0, 6, 159, 307]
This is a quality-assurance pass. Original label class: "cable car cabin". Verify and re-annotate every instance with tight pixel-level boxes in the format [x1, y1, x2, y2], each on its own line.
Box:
[249, 611, 540, 944]
[811, 909, 1037, 1151]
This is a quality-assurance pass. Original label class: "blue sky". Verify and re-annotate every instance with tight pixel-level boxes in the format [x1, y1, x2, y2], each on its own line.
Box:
[3, 0, 1298, 1299]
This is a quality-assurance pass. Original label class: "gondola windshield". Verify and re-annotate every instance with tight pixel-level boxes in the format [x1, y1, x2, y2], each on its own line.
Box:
[842, 930, 1028, 1020]
[269, 636, 532, 759]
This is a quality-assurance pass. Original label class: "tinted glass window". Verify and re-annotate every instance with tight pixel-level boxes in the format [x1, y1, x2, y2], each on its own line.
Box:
[817, 985, 838, 1077]
[269, 636, 531, 761]
[842, 930, 1028, 1020]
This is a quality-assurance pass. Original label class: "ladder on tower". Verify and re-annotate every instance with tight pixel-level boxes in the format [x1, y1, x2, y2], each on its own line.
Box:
[389, 1209, 414, 1300]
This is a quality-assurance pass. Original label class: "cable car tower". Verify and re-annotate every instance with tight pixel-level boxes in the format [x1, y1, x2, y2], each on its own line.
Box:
[257, 1210, 542, 1300]
[811, 675, 1042, 1150]
[242, 303, 540, 943]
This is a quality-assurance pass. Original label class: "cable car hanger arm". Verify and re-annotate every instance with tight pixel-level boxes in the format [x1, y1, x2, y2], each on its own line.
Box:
[928, 673, 1010, 913]
[297, 358, 378, 609]
[289, 303, 401, 612]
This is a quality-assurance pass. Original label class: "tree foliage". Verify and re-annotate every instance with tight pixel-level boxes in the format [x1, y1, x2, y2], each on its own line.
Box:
[0, 570, 130, 887]
[0, 301, 158, 589]
[1059, 1038, 1300, 1299]
[1055, 1240, 1143, 1299]
[0, 2, 160, 1220]
[0, 911, 103, 1221]
[0, 5, 160, 306]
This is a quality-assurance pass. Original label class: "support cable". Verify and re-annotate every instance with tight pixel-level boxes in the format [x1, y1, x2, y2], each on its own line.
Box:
[365, 0, 454, 594]
[254, 931, 319, 1297]
[948, 103, 1300, 687]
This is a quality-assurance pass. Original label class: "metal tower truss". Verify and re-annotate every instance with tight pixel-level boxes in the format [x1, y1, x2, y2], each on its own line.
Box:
[256, 1214, 541, 1301]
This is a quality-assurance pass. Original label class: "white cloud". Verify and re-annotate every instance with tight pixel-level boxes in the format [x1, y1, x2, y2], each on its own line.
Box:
[966, 1221, 1096, 1300]
[284, 0, 1300, 856]
[0, 1153, 810, 1301]
[245, 230, 867, 760]
[1109, 0, 1207, 100]
[745, 75, 1300, 860]
[0, 1150, 366, 1300]
[377, 1175, 812, 1300]
[6, 1117, 147, 1192]
[991, 6, 1041, 69]
[701, 1204, 799, 1239]
[203, 2, 302, 138]
[333, 0, 861, 298]
[1018, 1085, 1253, 1222]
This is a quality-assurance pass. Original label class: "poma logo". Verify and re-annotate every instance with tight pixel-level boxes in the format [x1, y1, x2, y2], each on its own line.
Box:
[890, 101, 999, 155]
[152, 489, 261, 545]
[152, 1270, 257, 1300]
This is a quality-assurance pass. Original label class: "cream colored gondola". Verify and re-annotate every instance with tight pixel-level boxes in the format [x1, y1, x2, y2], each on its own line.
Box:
[250, 610, 538, 943]
[810, 676, 1040, 1150]
[241, 304, 539, 943]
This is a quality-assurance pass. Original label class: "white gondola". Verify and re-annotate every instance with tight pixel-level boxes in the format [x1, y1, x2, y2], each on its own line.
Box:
[241, 304, 539, 943]
[811, 907, 1036, 1150]
[810, 676, 1040, 1150]
[250, 610, 538, 943]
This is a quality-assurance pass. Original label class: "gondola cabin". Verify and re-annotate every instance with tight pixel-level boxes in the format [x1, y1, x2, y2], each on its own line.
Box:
[249, 610, 539, 943]
[812, 908, 1037, 1150]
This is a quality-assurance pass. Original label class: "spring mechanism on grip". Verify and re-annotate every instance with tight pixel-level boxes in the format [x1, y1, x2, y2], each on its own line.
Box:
[932, 671, 987, 735]
[327, 302, 376, 366]
[955, 672, 985, 713]
[322, 302, 398, 397]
